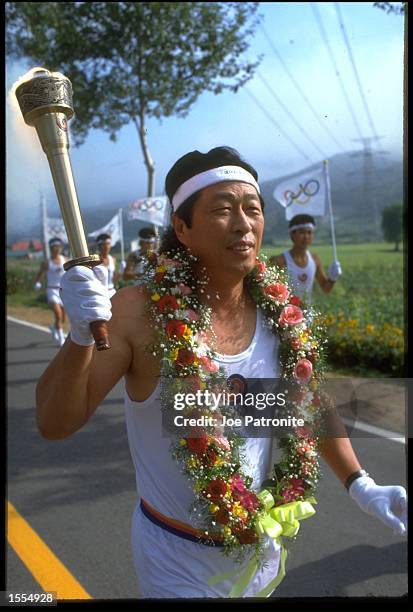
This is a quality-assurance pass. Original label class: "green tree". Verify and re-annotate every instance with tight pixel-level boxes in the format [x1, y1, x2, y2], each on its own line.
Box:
[6, 2, 261, 196]
[381, 203, 403, 251]
[373, 2, 406, 15]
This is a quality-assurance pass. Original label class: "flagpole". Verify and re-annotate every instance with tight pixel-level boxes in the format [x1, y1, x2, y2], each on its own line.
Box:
[118, 208, 125, 262]
[324, 159, 338, 262]
[41, 191, 50, 259]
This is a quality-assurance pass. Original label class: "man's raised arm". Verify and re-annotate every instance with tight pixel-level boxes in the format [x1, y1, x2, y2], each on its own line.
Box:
[36, 265, 132, 440]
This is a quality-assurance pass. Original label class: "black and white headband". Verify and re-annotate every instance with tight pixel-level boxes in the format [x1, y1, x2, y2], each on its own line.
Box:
[171, 165, 260, 211]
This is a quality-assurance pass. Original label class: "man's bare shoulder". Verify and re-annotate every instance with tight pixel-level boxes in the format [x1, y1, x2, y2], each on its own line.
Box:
[269, 253, 286, 267]
[311, 252, 322, 266]
[111, 285, 149, 317]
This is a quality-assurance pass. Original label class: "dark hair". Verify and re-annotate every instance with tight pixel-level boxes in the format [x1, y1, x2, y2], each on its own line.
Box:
[288, 214, 316, 229]
[49, 237, 63, 247]
[96, 233, 111, 242]
[139, 227, 157, 240]
[160, 146, 264, 254]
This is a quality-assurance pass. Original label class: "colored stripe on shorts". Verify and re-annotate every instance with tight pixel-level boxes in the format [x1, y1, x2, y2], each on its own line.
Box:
[140, 499, 224, 547]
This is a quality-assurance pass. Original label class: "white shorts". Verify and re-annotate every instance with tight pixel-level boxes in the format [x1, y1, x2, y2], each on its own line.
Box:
[131, 504, 281, 598]
[47, 287, 63, 306]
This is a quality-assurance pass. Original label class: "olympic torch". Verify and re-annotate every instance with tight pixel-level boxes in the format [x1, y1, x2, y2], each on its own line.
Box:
[15, 68, 110, 350]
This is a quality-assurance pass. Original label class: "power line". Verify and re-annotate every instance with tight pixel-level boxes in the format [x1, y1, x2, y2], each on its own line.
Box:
[334, 2, 381, 144]
[243, 85, 314, 164]
[259, 22, 347, 152]
[310, 2, 364, 141]
[256, 70, 327, 159]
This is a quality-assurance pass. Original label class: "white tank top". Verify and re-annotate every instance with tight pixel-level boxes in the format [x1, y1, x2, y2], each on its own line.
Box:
[104, 254, 115, 289]
[283, 250, 316, 300]
[124, 308, 280, 524]
[46, 255, 65, 288]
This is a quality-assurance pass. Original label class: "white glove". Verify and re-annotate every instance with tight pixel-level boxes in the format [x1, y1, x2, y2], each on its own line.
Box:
[349, 476, 407, 536]
[120, 260, 127, 273]
[327, 260, 342, 281]
[34, 281, 42, 291]
[60, 265, 112, 346]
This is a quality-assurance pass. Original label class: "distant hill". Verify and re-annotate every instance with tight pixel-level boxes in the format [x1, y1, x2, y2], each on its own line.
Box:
[8, 150, 403, 249]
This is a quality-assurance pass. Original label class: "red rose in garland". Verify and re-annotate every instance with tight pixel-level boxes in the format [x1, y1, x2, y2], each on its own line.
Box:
[157, 294, 179, 313]
[154, 271, 166, 283]
[215, 507, 231, 525]
[202, 449, 219, 467]
[176, 348, 196, 367]
[187, 436, 209, 455]
[204, 479, 228, 503]
[166, 320, 187, 338]
[235, 528, 259, 544]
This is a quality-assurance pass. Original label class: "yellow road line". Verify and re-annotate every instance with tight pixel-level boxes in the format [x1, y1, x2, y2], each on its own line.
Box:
[7, 500, 92, 600]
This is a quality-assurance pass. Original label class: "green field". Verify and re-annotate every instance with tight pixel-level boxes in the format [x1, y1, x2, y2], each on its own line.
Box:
[7, 242, 405, 376]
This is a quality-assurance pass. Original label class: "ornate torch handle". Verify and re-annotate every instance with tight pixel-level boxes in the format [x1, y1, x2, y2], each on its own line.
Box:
[15, 68, 111, 351]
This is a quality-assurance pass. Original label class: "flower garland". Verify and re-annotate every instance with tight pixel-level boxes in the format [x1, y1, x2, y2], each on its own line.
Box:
[143, 248, 329, 570]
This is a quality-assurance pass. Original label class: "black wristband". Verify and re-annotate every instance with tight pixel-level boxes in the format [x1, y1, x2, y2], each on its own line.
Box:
[344, 469, 369, 491]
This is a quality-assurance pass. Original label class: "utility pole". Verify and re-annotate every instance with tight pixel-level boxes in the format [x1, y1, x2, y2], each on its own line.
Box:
[349, 136, 390, 237]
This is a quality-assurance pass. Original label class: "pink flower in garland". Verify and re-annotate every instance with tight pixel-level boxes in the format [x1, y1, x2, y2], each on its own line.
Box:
[230, 474, 247, 493]
[211, 435, 231, 451]
[158, 257, 182, 268]
[290, 338, 301, 350]
[293, 358, 313, 383]
[238, 491, 261, 511]
[295, 424, 313, 438]
[279, 305, 304, 327]
[177, 283, 192, 295]
[199, 355, 219, 373]
[254, 260, 266, 281]
[184, 376, 203, 393]
[186, 309, 200, 322]
[281, 478, 306, 502]
[264, 283, 290, 304]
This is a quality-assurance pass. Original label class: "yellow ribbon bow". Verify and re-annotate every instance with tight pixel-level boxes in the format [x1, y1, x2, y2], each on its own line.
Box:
[207, 489, 316, 598]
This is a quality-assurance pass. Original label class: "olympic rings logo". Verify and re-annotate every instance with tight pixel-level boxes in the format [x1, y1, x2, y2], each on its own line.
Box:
[130, 198, 165, 212]
[284, 179, 320, 207]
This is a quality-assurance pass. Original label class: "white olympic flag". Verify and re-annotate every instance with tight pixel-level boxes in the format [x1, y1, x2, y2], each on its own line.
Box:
[88, 212, 121, 245]
[127, 196, 170, 227]
[273, 164, 327, 220]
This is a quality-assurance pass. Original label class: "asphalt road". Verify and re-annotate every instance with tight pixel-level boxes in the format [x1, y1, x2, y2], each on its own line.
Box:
[6, 319, 408, 600]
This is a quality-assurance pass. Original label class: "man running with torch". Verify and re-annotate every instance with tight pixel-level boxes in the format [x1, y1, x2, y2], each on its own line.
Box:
[16, 69, 407, 598]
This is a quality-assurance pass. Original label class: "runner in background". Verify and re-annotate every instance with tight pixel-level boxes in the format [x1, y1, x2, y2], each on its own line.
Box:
[123, 227, 157, 286]
[34, 237, 67, 346]
[269, 214, 342, 302]
[95, 233, 118, 298]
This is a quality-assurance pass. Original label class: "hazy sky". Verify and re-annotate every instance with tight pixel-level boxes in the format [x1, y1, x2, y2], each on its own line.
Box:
[6, 1, 405, 234]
